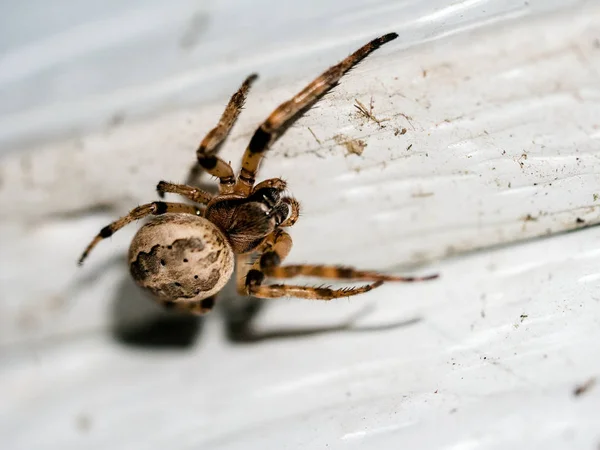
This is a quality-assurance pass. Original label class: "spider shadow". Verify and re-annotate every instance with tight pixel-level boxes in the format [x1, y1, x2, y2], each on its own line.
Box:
[218, 278, 422, 344]
[110, 275, 204, 349]
[109, 269, 421, 349]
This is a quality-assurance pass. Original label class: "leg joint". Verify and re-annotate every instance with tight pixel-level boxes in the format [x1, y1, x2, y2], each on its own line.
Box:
[260, 251, 281, 270]
[245, 269, 265, 287]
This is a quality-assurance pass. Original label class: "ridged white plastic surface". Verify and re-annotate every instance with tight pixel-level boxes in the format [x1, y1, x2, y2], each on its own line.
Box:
[1, 1, 599, 449]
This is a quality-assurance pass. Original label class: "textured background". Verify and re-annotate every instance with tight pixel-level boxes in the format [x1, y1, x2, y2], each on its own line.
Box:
[2, 1, 600, 449]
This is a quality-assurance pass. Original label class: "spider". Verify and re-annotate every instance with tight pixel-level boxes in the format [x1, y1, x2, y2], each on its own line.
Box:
[78, 33, 438, 315]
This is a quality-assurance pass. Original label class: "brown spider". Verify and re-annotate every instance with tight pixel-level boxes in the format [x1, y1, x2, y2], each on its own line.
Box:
[78, 33, 438, 315]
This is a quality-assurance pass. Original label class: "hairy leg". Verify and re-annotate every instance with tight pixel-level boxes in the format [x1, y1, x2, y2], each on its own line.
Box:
[235, 33, 398, 195]
[193, 74, 258, 193]
[156, 181, 213, 204]
[78, 202, 202, 265]
[243, 230, 388, 300]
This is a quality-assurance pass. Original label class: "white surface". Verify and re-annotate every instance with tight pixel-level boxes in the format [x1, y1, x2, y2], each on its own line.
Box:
[3, 227, 600, 449]
[0, 0, 583, 151]
[1, 0, 600, 449]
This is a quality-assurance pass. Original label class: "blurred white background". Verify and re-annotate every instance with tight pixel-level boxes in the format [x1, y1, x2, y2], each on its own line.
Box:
[1, 1, 600, 449]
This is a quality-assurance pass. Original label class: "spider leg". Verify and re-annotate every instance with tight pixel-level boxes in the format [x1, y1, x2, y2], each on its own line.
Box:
[265, 265, 438, 283]
[78, 201, 202, 265]
[161, 296, 216, 316]
[156, 181, 213, 204]
[241, 229, 387, 300]
[235, 33, 398, 195]
[193, 74, 258, 194]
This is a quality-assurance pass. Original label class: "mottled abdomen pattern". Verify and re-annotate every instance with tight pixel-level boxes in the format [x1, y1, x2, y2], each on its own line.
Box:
[128, 214, 234, 303]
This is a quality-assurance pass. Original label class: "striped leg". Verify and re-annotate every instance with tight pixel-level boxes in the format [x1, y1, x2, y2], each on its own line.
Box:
[235, 33, 398, 195]
[194, 74, 258, 194]
[161, 296, 216, 316]
[243, 230, 391, 300]
[78, 202, 202, 265]
[265, 265, 438, 283]
[156, 181, 213, 204]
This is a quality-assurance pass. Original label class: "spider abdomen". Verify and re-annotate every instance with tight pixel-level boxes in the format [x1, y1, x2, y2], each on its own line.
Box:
[128, 214, 234, 304]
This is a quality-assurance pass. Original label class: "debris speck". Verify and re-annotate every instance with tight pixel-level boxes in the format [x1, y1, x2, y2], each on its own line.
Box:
[573, 377, 596, 397]
[576, 217, 585, 224]
[593, 193, 599, 202]
[407, 143, 413, 151]
[523, 214, 537, 222]
[354, 97, 389, 128]
[109, 112, 126, 128]
[411, 191, 434, 198]
[398, 113, 415, 130]
[520, 314, 528, 323]
[333, 134, 367, 156]
[179, 12, 209, 50]
[307, 127, 322, 145]
[394, 127, 407, 136]
[75, 413, 92, 432]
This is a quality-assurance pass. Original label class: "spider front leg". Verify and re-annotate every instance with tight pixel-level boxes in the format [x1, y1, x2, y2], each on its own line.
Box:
[235, 33, 398, 195]
[156, 181, 213, 203]
[78, 202, 202, 265]
[240, 230, 392, 300]
[193, 73, 258, 194]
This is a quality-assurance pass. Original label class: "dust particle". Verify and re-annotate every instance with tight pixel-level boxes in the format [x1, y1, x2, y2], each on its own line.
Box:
[573, 377, 596, 397]
[109, 112, 125, 128]
[307, 127, 321, 145]
[180, 12, 209, 50]
[354, 98, 389, 128]
[75, 413, 92, 432]
[411, 191, 434, 198]
[576, 217, 585, 224]
[333, 134, 367, 156]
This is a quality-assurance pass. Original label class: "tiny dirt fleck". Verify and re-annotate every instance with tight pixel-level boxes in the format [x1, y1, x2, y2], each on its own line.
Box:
[354, 98, 389, 128]
[333, 134, 367, 156]
[75, 413, 92, 432]
[179, 12, 210, 50]
[573, 377, 596, 397]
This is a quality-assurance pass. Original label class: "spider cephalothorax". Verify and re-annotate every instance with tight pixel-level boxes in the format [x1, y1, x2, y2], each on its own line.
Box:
[79, 33, 438, 315]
